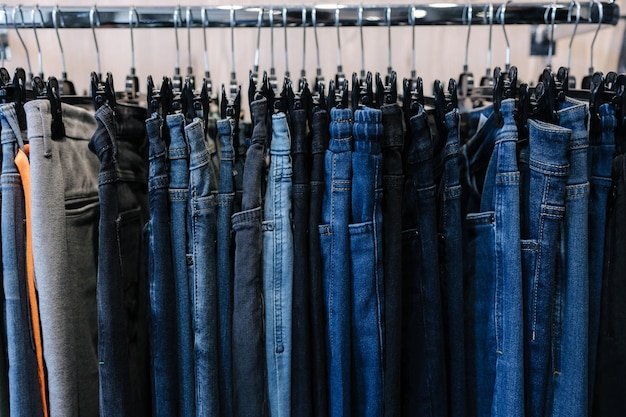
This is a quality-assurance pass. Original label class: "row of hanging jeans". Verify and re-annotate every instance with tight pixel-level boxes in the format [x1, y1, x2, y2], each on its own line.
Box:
[1, 67, 626, 417]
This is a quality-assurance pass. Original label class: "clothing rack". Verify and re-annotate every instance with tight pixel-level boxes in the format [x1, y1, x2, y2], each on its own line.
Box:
[0, 2, 620, 29]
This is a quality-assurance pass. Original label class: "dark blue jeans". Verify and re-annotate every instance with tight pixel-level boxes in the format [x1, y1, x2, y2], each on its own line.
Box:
[320, 106, 353, 417]
[216, 117, 236, 417]
[231, 97, 269, 417]
[401, 104, 446, 417]
[186, 118, 219, 416]
[588, 103, 616, 407]
[463, 99, 524, 417]
[167, 113, 195, 417]
[0, 103, 43, 417]
[380, 102, 403, 417]
[290, 107, 313, 417]
[145, 113, 178, 416]
[438, 108, 465, 417]
[350, 106, 384, 417]
[521, 117, 570, 417]
[551, 98, 589, 417]
[308, 107, 329, 417]
[89, 103, 151, 416]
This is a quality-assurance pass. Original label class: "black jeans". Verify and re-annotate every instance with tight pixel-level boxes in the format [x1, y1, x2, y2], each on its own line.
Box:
[308, 107, 329, 417]
[380, 103, 404, 417]
[231, 97, 269, 417]
[89, 103, 151, 416]
[593, 152, 626, 417]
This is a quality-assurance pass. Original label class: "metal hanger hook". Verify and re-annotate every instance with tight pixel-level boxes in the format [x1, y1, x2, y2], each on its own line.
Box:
[462, 0, 473, 73]
[301, 7, 306, 78]
[386, 6, 392, 75]
[312, 7, 321, 77]
[497, 0, 512, 71]
[185, 7, 193, 74]
[410, 5, 416, 79]
[283, 7, 289, 78]
[567, 0, 581, 71]
[89, 6, 102, 79]
[589, 0, 603, 75]
[12, 5, 33, 80]
[253, 8, 262, 75]
[335, 6, 343, 77]
[358, 5, 364, 77]
[173, 6, 181, 75]
[544, 1, 557, 68]
[1, 5, 9, 67]
[230, 6, 237, 87]
[201, 7, 210, 78]
[31, 5, 45, 78]
[129, 7, 139, 75]
[483, 2, 494, 77]
[269, 7, 275, 76]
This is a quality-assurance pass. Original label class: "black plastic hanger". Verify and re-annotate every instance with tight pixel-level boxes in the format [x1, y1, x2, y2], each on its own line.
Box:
[375, 71, 398, 108]
[351, 71, 373, 109]
[434, 78, 458, 138]
[326, 79, 349, 111]
[90, 71, 116, 113]
[34, 75, 64, 139]
[0, 67, 27, 130]
[402, 76, 425, 124]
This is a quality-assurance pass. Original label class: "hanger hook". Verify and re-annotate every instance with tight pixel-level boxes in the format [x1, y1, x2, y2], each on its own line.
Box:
[483, 2, 494, 77]
[201, 7, 210, 78]
[410, 5, 416, 79]
[230, 7, 237, 88]
[1, 6, 9, 68]
[254, 8, 263, 76]
[173, 6, 181, 77]
[12, 5, 32, 80]
[283, 7, 289, 78]
[358, 5, 364, 78]
[335, 6, 343, 79]
[462, 0, 472, 73]
[89, 6, 101, 79]
[567, 0, 581, 71]
[386, 6, 392, 76]
[186, 7, 193, 77]
[129, 7, 139, 76]
[589, 0, 603, 75]
[313, 7, 321, 79]
[31, 5, 45, 78]
[543, 2, 557, 69]
[497, 0, 511, 72]
[301, 7, 306, 79]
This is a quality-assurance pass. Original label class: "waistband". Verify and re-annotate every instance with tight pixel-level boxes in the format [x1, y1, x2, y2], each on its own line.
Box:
[381, 103, 403, 148]
[329, 107, 353, 153]
[353, 106, 382, 154]
[166, 113, 188, 160]
[270, 113, 291, 153]
[311, 108, 330, 155]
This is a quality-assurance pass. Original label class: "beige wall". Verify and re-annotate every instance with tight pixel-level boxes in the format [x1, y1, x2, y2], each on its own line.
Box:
[1, 0, 624, 101]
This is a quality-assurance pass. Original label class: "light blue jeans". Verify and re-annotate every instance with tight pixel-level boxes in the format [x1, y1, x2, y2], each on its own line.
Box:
[263, 113, 294, 417]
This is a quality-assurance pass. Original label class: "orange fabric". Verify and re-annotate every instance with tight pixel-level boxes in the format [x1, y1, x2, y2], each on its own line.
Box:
[15, 145, 49, 417]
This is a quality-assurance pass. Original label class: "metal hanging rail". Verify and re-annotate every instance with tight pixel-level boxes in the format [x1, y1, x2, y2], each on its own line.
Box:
[0, 3, 620, 29]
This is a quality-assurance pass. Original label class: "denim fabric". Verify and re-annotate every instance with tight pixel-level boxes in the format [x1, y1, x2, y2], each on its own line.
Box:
[593, 153, 626, 417]
[550, 99, 589, 417]
[588, 103, 616, 406]
[263, 113, 294, 417]
[216, 117, 236, 417]
[186, 118, 219, 416]
[438, 108, 466, 417]
[90, 103, 151, 417]
[167, 113, 195, 417]
[350, 106, 384, 417]
[380, 102, 403, 417]
[0, 103, 43, 417]
[290, 108, 312, 417]
[233, 121, 249, 214]
[522, 116, 570, 417]
[27, 100, 100, 417]
[308, 107, 329, 417]
[401, 105, 446, 417]
[463, 99, 524, 417]
[320, 106, 353, 417]
[232, 97, 268, 417]
[145, 113, 178, 416]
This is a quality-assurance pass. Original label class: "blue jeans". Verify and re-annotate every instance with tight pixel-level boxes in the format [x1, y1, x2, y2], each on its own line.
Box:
[401, 104, 446, 417]
[587, 102, 616, 407]
[463, 99, 524, 417]
[263, 113, 294, 417]
[320, 106, 353, 417]
[350, 106, 384, 417]
[439, 108, 465, 417]
[167, 113, 195, 417]
[522, 117, 570, 417]
[186, 118, 219, 416]
[0, 103, 43, 417]
[216, 117, 236, 417]
[145, 113, 178, 416]
[550, 98, 589, 417]
[232, 97, 268, 417]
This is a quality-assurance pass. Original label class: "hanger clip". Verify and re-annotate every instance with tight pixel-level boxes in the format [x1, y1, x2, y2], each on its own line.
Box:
[90, 71, 117, 113]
